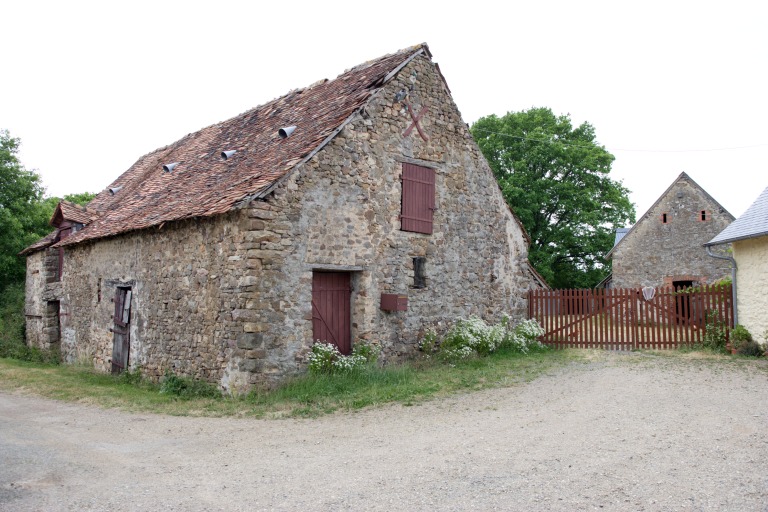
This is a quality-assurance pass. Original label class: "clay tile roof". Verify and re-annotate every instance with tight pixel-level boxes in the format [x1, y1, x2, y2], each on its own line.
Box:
[54, 44, 430, 249]
[54, 200, 100, 226]
[18, 231, 58, 256]
[19, 200, 101, 255]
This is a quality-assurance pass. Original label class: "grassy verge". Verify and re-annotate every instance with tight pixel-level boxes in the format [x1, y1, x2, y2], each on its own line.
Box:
[0, 347, 577, 418]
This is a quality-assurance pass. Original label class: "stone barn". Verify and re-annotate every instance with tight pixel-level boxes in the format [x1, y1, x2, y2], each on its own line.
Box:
[22, 44, 541, 390]
[603, 172, 734, 289]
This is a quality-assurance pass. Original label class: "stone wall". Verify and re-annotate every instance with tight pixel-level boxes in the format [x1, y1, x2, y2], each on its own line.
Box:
[24, 53, 538, 391]
[51, 210, 255, 388]
[611, 176, 733, 288]
[227, 54, 536, 386]
[733, 236, 768, 344]
[24, 248, 63, 350]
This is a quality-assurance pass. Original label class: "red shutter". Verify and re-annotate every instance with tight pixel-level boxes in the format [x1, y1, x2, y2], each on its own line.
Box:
[401, 163, 435, 234]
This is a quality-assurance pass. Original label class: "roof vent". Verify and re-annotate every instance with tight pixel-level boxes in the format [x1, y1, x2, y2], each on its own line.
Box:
[108, 186, 123, 195]
[278, 126, 296, 139]
[221, 150, 237, 160]
[163, 162, 179, 172]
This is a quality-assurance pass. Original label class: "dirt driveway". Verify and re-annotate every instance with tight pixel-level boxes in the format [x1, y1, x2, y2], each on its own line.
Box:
[1, 352, 767, 511]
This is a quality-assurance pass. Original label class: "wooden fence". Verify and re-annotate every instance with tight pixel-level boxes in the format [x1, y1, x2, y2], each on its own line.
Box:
[528, 285, 733, 350]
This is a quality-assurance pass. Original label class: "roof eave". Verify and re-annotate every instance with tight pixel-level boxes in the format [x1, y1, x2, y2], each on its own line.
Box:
[704, 231, 768, 247]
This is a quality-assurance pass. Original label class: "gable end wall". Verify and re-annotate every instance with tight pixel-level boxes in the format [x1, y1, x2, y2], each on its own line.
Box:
[611, 177, 733, 288]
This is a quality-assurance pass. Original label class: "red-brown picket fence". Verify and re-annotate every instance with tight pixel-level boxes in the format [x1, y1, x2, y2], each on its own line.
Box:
[528, 285, 733, 350]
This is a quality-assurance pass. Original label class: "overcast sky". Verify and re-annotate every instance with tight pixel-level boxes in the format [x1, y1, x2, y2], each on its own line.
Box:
[2, 0, 766, 219]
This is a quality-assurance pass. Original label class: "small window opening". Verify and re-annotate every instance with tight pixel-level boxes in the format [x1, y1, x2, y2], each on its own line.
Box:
[413, 257, 427, 288]
[700, 210, 707, 221]
[661, 213, 669, 224]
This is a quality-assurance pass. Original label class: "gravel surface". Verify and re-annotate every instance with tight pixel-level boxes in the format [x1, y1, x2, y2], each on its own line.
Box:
[1, 352, 767, 511]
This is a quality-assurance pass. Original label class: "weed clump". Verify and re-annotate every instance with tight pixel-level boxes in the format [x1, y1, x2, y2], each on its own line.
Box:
[160, 371, 221, 399]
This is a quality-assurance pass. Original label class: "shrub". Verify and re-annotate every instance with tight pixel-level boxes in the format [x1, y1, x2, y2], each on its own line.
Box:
[730, 324, 753, 348]
[352, 339, 381, 365]
[503, 317, 546, 353]
[308, 340, 379, 375]
[441, 316, 505, 357]
[701, 310, 728, 350]
[434, 316, 545, 361]
[160, 370, 221, 399]
[737, 340, 764, 357]
[118, 367, 144, 385]
[0, 282, 61, 364]
[418, 327, 438, 354]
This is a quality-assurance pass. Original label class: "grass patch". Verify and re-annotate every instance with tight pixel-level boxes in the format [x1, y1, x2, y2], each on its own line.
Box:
[0, 347, 576, 418]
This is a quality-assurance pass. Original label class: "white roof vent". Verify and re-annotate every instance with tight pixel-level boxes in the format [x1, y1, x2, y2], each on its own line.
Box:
[221, 150, 237, 160]
[108, 186, 123, 195]
[163, 162, 179, 172]
[278, 126, 296, 139]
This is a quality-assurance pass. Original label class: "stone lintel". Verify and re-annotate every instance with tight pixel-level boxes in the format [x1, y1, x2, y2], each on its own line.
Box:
[307, 264, 365, 272]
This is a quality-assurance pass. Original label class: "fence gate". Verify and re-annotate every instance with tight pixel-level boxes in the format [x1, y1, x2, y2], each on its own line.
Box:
[528, 285, 733, 350]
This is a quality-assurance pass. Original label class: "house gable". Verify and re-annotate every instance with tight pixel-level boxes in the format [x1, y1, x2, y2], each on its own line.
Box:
[607, 172, 735, 288]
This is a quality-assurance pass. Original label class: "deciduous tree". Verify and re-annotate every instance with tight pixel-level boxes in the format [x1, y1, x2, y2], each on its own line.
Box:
[471, 108, 635, 288]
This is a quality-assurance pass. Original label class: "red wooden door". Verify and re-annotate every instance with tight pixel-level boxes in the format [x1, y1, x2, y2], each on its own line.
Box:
[312, 272, 351, 355]
[111, 287, 132, 374]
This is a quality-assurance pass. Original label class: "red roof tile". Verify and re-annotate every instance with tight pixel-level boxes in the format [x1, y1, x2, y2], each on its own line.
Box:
[54, 44, 430, 249]
[53, 200, 100, 226]
[19, 231, 58, 256]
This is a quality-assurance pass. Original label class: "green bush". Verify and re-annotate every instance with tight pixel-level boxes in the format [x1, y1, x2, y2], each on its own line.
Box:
[0, 282, 60, 364]
[307, 340, 380, 375]
[730, 324, 753, 347]
[160, 370, 221, 399]
[426, 316, 545, 362]
[737, 340, 764, 357]
[701, 310, 728, 350]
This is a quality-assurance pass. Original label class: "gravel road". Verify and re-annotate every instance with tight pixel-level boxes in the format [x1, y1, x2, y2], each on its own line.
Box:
[1, 352, 767, 511]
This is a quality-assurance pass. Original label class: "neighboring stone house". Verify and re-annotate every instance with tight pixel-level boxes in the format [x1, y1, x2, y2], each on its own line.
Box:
[22, 44, 542, 390]
[705, 186, 768, 344]
[603, 172, 734, 289]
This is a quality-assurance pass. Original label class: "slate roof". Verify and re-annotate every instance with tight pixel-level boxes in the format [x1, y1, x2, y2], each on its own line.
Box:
[705, 186, 768, 245]
[612, 227, 630, 248]
[24, 44, 433, 254]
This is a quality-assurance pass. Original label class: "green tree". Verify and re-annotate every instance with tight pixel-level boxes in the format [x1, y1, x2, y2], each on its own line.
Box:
[62, 191, 96, 205]
[0, 130, 96, 293]
[0, 130, 49, 292]
[471, 108, 635, 288]
[1, 131, 96, 357]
